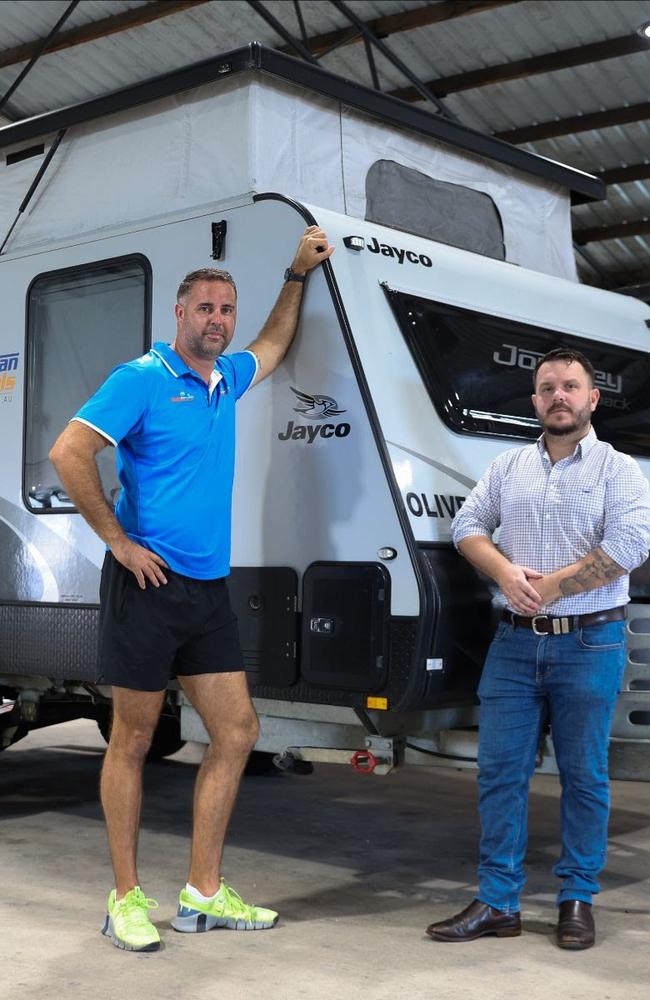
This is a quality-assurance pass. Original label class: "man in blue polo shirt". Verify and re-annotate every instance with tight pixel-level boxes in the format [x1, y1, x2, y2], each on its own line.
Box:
[50, 225, 333, 953]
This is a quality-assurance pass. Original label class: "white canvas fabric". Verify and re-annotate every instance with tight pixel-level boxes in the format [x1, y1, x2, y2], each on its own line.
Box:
[1, 75, 576, 279]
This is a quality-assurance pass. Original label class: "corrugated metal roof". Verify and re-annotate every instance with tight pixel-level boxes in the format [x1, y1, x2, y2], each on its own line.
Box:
[0, 2, 425, 118]
[1, 0, 649, 286]
[1, 1, 146, 47]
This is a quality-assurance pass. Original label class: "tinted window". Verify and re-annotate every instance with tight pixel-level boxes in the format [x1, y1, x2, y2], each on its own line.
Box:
[25, 257, 149, 512]
[366, 160, 504, 260]
[383, 285, 650, 457]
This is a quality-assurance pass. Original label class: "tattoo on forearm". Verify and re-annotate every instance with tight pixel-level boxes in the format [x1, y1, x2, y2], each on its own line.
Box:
[559, 549, 624, 596]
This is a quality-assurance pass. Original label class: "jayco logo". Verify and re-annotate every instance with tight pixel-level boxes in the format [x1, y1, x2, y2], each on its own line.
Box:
[278, 387, 351, 443]
[366, 236, 432, 268]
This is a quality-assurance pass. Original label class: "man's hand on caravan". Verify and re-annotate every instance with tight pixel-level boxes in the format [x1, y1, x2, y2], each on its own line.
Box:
[289, 225, 334, 275]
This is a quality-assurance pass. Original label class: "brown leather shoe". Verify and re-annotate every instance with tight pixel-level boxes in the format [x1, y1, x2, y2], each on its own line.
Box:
[426, 900, 521, 942]
[556, 900, 595, 950]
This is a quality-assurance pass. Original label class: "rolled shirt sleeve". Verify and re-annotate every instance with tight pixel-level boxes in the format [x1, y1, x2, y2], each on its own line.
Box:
[599, 454, 650, 573]
[451, 452, 512, 548]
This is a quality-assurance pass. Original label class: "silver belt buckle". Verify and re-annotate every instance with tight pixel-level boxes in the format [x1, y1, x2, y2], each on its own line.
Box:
[531, 615, 549, 636]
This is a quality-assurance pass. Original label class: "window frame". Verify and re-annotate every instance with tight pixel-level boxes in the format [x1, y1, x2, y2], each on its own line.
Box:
[23, 253, 152, 515]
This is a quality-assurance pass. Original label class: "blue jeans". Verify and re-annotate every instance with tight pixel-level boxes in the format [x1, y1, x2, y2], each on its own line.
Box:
[476, 618, 626, 913]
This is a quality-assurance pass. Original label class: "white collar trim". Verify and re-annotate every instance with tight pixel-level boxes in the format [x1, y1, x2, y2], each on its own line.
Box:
[208, 369, 223, 399]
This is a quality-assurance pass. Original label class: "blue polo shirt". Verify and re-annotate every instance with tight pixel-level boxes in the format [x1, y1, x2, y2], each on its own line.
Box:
[73, 342, 257, 579]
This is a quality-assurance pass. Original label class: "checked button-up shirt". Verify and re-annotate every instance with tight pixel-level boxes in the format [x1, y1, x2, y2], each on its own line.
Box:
[451, 428, 650, 616]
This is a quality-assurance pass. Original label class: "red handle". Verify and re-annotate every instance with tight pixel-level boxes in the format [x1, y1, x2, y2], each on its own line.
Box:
[350, 749, 378, 774]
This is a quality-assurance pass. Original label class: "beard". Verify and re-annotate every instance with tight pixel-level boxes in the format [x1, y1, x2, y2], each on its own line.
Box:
[542, 401, 593, 437]
[185, 329, 226, 361]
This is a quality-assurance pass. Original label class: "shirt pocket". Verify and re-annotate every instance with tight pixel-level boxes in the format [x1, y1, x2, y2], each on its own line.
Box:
[556, 482, 606, 547]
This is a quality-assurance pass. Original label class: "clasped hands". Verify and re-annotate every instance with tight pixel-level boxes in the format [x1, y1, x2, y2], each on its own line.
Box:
[496, 563, 559, 616]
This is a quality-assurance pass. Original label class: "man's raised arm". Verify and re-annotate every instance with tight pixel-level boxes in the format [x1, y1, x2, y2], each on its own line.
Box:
[246, 225, 333, 384]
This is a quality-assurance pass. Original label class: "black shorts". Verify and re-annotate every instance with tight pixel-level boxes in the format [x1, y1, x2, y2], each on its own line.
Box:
[97, 552, 244, 691]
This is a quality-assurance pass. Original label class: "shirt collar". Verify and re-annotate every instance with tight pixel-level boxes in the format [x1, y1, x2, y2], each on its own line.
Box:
[151, 341, 223, 389]
[536, 425, 598, 463]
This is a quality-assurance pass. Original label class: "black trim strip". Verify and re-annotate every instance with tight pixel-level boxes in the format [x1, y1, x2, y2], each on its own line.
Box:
[253, 192, 435, 711]
[0, 42, 603, 205]
[0, 600, 98, 610]
[6, 143, 45, 165]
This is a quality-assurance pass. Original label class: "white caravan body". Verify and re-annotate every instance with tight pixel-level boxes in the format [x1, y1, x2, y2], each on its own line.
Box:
[0, 47, 648, 774]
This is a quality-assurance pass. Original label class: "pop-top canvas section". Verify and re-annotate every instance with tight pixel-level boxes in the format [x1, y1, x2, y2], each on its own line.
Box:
[1, 70, 577, 279]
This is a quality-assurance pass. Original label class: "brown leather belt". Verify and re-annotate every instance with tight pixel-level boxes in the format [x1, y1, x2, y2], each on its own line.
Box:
[501, 606, 626, 636]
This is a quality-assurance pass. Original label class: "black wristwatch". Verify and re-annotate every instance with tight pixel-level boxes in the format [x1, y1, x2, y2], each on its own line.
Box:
[284, 267, 306, 283]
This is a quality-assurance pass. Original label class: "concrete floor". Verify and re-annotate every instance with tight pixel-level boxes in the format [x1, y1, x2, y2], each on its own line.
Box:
[2, 720, 649, 1000]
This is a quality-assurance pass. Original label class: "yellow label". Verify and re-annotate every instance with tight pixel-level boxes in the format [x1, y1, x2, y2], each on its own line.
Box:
[366, 696, 388, 710]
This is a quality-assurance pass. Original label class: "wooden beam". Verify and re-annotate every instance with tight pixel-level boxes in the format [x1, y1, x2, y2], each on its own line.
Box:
[284, 1, 521, 57]
[495, 102, 650, 144]
[612, 267, 650, 292]
[596, 162, 650, 186]
[574, 219, 650, 245]
[390, 33, 650, 102]
[614, 265, 650, 284]
[0, 1, 211, 70]
[615, 282, 650, 299]
[581, 264, 650, 289]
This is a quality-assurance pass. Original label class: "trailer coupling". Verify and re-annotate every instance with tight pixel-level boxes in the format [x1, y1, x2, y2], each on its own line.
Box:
[273, 736, 405, 776]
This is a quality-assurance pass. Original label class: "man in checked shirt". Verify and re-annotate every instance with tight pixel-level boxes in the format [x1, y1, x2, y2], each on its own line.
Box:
[426, 347, 650, 951]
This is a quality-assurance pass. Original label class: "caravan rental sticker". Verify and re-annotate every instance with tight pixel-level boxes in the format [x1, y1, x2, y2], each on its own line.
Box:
[0, 351, 19, 401]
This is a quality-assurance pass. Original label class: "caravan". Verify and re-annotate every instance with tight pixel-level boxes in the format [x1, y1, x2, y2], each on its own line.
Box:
[1, 45, 649, 775]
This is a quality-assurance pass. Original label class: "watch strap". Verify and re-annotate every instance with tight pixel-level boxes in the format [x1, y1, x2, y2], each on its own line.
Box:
[284, 267, 306, 283]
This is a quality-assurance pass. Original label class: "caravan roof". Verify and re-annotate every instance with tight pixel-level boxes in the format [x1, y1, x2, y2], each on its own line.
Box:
[0, 43, 603, 206]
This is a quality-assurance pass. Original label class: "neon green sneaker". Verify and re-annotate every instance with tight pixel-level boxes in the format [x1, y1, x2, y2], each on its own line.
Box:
[101, 886, 160, 952]
[171, 879, 279, 932]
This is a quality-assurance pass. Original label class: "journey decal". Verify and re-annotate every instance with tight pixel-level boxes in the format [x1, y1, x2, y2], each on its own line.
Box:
[493, 343, 628, 409]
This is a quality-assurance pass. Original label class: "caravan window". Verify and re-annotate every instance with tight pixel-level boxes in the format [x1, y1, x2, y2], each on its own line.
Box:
[24, 256, 150, 513]
[366, 160, 505, 260]
[383, 285, 650, 458]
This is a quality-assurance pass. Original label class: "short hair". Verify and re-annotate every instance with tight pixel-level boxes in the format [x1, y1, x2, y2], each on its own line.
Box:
[176, 268, 237, 303]
[532, 347, 595, 389]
